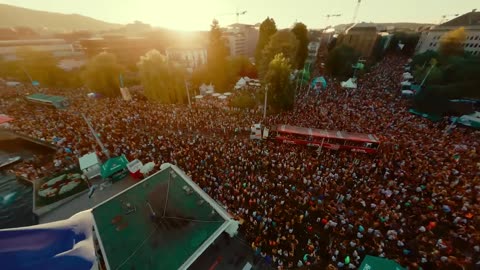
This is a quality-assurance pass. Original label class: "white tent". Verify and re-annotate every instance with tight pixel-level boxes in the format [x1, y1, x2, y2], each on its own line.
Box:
[218, 95, 227, 99]
[401, 90, 414, 96]
[401, 81, 412, 86]
[403, 72, 413, 80]
[79, 152, 101, 179]
[235, 78, 247, 90]
[199, 83, 209, 95]
[195, 95, 204, 99]
[341, 78, 357, 89]
[127, 159, 143, 173]
[223, 92, 232, 96]
[212, 93, 221, 97]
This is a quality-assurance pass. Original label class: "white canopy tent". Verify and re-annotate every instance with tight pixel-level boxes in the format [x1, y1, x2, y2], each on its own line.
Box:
[195, 95, 204, 99]
[403, 72, 413, 80]
[401, 81, 412, 86]
[401, 90, 414, 96]
[218, 95, 227, 99]
[79, 152, 101, 179]
[212, 93, 221, 97]
[341, 78, 357, 89]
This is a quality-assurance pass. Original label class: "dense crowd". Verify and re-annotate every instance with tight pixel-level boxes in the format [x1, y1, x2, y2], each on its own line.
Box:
[1, 54, 479, 269]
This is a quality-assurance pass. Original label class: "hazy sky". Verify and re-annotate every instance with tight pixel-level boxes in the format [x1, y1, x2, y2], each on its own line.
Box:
[2, 0, 478, 30]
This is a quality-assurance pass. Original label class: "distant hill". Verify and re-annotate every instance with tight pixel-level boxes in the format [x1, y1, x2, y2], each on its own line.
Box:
[334, 22, 434, 32]
[0, 4, 122, 32]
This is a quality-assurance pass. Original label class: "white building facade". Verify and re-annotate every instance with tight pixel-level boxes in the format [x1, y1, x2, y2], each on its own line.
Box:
[415, 11, 480, 56]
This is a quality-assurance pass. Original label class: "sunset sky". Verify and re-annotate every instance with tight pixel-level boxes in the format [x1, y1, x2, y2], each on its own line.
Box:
[2, 0, 478, 30]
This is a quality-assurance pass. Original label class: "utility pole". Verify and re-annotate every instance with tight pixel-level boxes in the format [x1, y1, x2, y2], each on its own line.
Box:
[184, 79, 191, 107]
[420, 59, 437, 87]
[82, 113, 110, 159]
[263, 85, 268, 120]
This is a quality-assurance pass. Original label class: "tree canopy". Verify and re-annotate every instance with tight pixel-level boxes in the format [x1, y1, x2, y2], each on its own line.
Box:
[260, 30, 298, 78]
[325, 45, 360, 78]
[207, 19, 230, 92]
[291, 22, 309, 69]
[264, 53, 294, 111]
[83, 52, 124, 97]
[137, 50, 186, 103]
[439, 27, 466, 57]
[255, 18, 277, 66]
[15, 47, 65, 87]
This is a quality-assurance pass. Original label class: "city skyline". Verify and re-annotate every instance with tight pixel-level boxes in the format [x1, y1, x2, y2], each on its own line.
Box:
[1, 0, 478, 31]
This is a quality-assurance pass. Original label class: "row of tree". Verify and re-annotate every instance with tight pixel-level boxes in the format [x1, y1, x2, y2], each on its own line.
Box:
[411, 27, 480, 115]
[0, 18, 312, 111]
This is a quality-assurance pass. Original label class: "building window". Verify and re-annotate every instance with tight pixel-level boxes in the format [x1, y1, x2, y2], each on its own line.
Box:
[430, 42, 433, 47]
[475, 36, 479, 40]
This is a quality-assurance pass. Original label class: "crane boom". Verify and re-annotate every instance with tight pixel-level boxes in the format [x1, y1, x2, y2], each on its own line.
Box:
[352, 0, 362, 24]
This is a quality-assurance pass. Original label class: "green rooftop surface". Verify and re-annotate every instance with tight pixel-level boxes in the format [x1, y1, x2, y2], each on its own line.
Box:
[26, 93, 66, 103]
[92, 167, 228, 270]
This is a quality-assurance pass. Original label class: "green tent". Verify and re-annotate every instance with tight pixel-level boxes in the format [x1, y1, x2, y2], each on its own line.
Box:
[101, 155, 129, 181]
[408, 108, 442, 122]
[456, 112, 480, 129]
[359, 255, 405, 270]
[26, 93, 69, 109]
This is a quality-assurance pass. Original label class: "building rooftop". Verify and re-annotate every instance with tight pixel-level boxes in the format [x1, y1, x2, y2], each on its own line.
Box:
[441, 11, 480, 27]
[92, 164, 236, 270]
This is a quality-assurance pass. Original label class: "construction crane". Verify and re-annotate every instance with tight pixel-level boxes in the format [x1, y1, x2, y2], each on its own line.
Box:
[216, 9, 247, 24]
[352, 0, 362, 24]
[439, 14, 459, 24]
[325, 14, 342, 27]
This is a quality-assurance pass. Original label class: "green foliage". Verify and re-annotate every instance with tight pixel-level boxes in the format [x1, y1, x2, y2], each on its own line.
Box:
[264, 53, 294, 111]
[439, 27, 466, 57]
[230, 92, 256, 109]
[228, 56, 258, 79]
[326, 45, 360, 78]
[291, 22, 309, 69]
[137, 50, 186, 103]
[255, 17, 277, 66]
[207, 19, 230, 92]
[83, 52, 124, 97]
[15, 47, 64, 86]
[260, 30, 298, 78]
[387, 31, 420, 55]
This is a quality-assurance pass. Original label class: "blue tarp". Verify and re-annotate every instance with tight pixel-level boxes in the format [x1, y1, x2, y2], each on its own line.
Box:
[0, 211, 95, 270]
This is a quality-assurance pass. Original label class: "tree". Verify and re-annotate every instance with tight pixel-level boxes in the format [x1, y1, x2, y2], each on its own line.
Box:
[83, 52, 124, 97]
[264, 53, 294, 111]
[137, 50, 186, 103]
[207, 19, 230, 92]
[291, 22, 309, 69]
[255, 18, 277, 65]
[228, 56, 258, 79]
[15, 47, 65, 86]
[439, 27, 466, 57]
[325, 45, 360, 78]
[260, 30, 298, 77]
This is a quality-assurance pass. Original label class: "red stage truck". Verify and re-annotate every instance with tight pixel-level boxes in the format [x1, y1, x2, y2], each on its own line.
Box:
[273, 124, 380, 154]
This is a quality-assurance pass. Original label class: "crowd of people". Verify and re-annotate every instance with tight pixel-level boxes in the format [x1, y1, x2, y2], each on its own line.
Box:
[1, 54, 479, 269]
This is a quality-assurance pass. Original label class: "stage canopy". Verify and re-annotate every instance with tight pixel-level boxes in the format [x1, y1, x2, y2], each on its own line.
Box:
[92, 164, 237, 270]
[0, 114, 14, 125]
[359, 255, 405, 270]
